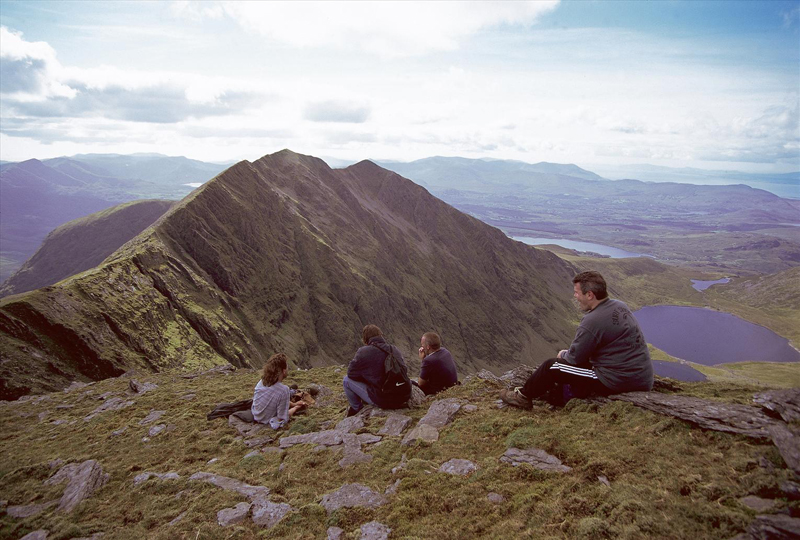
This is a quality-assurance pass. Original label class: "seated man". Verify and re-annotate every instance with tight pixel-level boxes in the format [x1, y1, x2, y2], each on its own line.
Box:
[501, 271, 653, 409]
[417, 332, 458, 395]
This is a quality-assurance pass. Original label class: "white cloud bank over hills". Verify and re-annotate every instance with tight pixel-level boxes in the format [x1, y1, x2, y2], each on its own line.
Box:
[0, 1, 797, 173]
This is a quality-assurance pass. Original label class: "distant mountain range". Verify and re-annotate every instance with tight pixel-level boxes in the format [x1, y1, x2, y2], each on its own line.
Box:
[0, 199, 174, 298]
[0, 154, 229, 282]
[0, 150, 576, 400]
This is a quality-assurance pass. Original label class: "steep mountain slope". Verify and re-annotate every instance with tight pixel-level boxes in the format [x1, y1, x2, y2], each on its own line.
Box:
[0, 200, 175, 298]
[0, 150, 577, 400]
[0, 156, 227, 282]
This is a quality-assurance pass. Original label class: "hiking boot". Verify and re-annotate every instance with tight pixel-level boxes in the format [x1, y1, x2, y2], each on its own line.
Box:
[500, 387, 532, 410]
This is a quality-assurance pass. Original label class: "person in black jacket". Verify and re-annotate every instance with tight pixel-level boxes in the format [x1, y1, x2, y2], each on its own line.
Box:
[343, 324, 411, 416]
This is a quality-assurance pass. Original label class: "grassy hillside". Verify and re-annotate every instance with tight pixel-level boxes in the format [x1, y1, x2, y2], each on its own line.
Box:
[1, 366, 795, 539]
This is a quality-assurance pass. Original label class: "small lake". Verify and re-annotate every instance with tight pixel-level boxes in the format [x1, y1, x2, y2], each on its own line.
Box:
[510, 236, 652, 259]
[634, 306, 800, 365]
[691, 278, 730, 292]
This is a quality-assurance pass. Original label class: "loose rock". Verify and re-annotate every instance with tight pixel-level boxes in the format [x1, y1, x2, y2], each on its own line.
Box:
[463, 404, 478, 413]
[335, 415, 365, 433]
[139, 410, 166, 425]
[84, 398, 134, 421]
[327, 526, 345, 540]
[401, 424, 440, 445]
[133, 471, 180, 486]
[148, 424, 166, 437]
[251, 500, 293, 528]
[418, 398, 463, 429]
[320, 483, 387, 514]
[379, 414, 412, 436]
[280, 430, 344, 448]
[487, 492, 505, 504]
[357, 433, 382, 445]
[218, 502, 251, 527]
[500, 448, 572, 473]
[244, 435, 274, 448]
[128, 379, 158, 395]
[189, 472, 270, 504]
[439, 459, 478, 476]
[339, 434, 372, 468]
[20, 531, 48, 540]
[739, 496, 780, 513]
[360, 521, 391, 540]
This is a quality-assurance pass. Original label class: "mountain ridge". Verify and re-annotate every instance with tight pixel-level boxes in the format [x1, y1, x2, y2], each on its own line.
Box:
[0, 150, 577, 400]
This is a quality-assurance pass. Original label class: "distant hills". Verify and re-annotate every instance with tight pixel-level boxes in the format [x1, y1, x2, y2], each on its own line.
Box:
[0, 199, 175, 298]
[0, 154, 229, 282]
[0, 150, 576, 400]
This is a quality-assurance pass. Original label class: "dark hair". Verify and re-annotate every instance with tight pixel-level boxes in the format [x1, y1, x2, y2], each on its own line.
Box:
[572, 271, 608, 300]
[422, 332, 441, 350]
[262, 353, 288, 386]
[362, 324, 383, 345]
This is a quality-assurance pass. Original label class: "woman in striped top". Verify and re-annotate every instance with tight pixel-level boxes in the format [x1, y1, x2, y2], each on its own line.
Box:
[251, 353, 306, 428]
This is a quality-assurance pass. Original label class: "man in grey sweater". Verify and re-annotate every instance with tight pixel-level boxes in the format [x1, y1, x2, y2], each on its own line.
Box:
[501, 271, 653, 409]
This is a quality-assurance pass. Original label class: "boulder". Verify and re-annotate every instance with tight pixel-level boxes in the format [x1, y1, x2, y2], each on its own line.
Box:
[438, 459, 478, 476]
[320, 483, 387, 514]
[360, 521, 391, 540]
[335, 416, 365, 433]
[500, 448, 572, 473]
[747, 514, 800, 539]
[133, 471, 180, 486]
[189, 472, 270, 504]
[753, 388, 800, 422]
[251, 500, 293, 528]
[418, 398, 463, 429]
[280, 430, 344, 448]
[401, 424, 440, 445]
[138, 410, 166, 426]
[217, 502, 251, 526]
[83, 398, 134, 421]
[45, 460, 109, 512]
[379, 414, 412, 436]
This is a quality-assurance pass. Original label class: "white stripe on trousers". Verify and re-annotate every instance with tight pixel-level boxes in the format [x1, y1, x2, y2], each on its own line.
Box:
[549, 362, 598, 379]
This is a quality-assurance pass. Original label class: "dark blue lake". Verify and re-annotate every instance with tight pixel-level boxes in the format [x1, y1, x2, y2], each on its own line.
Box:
[634, 306, 800, 365]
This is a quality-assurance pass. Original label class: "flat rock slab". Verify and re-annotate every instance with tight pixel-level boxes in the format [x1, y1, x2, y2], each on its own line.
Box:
[148, 424, 167, 437]
[418, 398, 463, 429]
[379, 414, 412, 436]
[244, 435, 275, 448]
[189, 472, 270, 504]
[753, 388, 800, 422]
[45, 460, 109, 512]
[768, 424, 800, 475]
[7, 500, 58, 518]
[133, 471, 180, 486]
[738, 496, 780, 513]
[139, 410, 166, 425]
[339, 434, 372, 468]
[500, 448, 572, 473]
[335, 416, 365, 433]
[252, 500, 293, 528]
[358, 433, 382, 445]
[747, 514, 800, 539]
[439, 459, 478, 476]
[84, 397, 134, 421]
[607, 392, 780, 439]
[280, 430, 343, 448]
[401, 424, 440, 445]
[218, 502, 251, 526]
[360, 521, 391, 540]
[320, 483, 387, 514]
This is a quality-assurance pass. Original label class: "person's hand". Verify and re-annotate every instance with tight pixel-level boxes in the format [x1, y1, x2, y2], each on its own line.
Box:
[557, 349, 568, 360]
[418, 346, 425, 360]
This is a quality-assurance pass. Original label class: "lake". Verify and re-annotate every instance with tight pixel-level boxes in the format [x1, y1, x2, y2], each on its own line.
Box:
[691, 277, 730, 291]
[652, 360, 706, 382]
[510, 236, 652, 258]
[634, 306, 800, 366]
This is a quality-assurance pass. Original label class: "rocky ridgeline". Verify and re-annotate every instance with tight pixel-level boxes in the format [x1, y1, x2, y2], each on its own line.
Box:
[2, 365, 799, 539]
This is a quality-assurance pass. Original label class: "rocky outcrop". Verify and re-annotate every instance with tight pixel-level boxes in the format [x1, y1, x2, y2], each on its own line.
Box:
[45, 460, 109, 512]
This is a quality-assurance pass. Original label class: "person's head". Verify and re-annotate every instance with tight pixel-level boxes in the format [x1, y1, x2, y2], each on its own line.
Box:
[362, 324, 383, 345]
[572, 271, 608, 311]
[421, 332, 441, 355]
[262, 353, 288, 386]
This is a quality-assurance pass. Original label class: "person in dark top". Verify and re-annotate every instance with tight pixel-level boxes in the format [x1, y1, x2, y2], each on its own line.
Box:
[417, 332, 458, 395]
[343, 324, 411, 416]
[501, 271, 653, 409]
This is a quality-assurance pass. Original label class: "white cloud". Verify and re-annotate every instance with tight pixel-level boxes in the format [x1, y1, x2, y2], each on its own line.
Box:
[176, 0, 559, 57]
[0, 26, 75, 99]
[304, 100, 371, 123]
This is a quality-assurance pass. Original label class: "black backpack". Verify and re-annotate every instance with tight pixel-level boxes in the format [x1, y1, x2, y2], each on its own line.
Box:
[372, 343, 412, 407]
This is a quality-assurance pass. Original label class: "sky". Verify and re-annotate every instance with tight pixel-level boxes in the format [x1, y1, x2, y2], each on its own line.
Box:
[1, 0, 799, 173]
